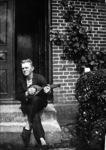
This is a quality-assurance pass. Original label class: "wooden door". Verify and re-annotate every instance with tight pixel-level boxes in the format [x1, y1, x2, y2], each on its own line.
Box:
[0, 0, 14, 103]
[16, 0, 51, 83]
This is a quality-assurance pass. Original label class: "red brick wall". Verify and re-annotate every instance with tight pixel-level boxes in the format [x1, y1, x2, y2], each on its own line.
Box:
[51, 0, 106, 103]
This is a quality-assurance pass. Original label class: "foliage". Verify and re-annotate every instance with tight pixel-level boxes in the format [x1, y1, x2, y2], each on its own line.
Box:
[75, 69, 106, 149]
[50, 0, 106, 72]
[87, 50, 106, 71]
[90, 118, 106, 150]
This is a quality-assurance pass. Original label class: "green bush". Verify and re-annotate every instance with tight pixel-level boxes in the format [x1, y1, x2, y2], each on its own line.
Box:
[75, 69, 106, 150]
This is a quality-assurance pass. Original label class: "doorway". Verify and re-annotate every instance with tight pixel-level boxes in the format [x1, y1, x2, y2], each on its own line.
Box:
[15, 0, 51, 81]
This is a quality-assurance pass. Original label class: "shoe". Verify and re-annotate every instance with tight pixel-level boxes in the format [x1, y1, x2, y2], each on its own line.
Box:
[40, 145, 49, 150]
[21, 127, 31, 147]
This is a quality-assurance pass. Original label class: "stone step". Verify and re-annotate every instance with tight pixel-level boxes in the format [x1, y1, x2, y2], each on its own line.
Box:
[0, 120, 61, 145]
[0, 104, 57, 123]
[0, 104, 62, 145]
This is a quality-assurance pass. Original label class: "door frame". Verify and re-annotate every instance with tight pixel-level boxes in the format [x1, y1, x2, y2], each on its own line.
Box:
[48, 0, 52, 85]
[0, 0, 52, 104]
[0, 0, 15, 104]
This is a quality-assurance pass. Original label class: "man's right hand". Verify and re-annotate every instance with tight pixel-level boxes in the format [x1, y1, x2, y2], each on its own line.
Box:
[28, 87, 36, 95]
[25, 87, 36, 97]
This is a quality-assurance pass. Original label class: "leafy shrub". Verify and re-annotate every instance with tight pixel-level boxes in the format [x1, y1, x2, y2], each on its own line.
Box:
[75, 69, 106, 149]
[90, 118, 106, 150]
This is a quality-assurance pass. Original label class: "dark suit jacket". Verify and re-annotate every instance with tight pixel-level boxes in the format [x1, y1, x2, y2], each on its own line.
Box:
[16, 73, 48, 114]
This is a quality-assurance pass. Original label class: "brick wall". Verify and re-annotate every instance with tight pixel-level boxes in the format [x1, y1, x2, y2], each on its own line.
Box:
[51, 0, 106, 103]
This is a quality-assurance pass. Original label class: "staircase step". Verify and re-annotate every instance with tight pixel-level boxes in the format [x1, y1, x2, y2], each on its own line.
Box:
[0, 104, 62, 145]
[0, 104, 57, 122]
[0, 120, 61, 145]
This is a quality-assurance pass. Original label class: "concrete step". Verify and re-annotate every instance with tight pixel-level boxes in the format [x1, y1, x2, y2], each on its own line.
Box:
[0, 104, 57, 122]
[0, 120, 61, 145]
[0, 104, 62, 145]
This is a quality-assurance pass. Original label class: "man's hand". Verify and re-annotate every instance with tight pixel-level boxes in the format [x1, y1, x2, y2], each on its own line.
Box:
[27, 87, 36, 95]
[44, 85, 51, 93]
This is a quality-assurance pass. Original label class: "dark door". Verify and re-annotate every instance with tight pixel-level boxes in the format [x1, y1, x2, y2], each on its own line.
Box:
[15, 0, 51, 82]
[0, 0, 15, 103]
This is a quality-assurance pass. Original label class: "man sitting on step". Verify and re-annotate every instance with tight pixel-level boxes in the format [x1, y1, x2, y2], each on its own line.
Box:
[16, 59, 50, 150]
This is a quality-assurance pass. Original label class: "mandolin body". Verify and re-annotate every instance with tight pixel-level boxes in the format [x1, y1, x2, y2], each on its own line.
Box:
[28, 84, 60, 96]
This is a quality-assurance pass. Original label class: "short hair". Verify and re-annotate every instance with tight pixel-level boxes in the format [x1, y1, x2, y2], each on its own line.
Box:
[21, 59, 33, 66]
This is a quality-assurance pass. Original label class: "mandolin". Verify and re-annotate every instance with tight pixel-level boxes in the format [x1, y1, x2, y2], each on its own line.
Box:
[28, 84, 61, 96]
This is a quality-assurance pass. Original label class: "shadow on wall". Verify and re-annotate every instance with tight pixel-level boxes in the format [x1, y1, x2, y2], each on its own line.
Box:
[54, 103, 78, 125]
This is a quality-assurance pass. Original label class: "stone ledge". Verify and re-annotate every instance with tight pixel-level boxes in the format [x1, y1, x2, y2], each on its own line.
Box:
[0, 120, 61, 145]
[0, 103, 78, 125]
[0, 103, 56, 113]
[0, 120, 61, 133]
[0, 104, 57, 122]
[0, 104, 62, 145]
[0, 122, 76, 149]
[0, 103, 78, 145]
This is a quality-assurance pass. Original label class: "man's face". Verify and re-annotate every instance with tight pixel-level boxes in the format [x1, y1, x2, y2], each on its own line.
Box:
[21, 62, 34, 77]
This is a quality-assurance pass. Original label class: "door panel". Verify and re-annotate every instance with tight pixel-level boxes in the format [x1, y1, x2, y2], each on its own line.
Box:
[0, 0, 14, 102]
[16, 0, 50, 81]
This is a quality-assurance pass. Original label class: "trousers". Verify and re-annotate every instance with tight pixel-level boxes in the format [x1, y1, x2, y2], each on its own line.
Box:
[24, 96, 47, 144]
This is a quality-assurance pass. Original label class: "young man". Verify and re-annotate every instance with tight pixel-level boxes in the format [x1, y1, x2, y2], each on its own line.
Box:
[16, 59, 50, 150]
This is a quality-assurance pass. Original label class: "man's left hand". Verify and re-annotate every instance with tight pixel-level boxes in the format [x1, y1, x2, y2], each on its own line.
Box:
[44, 85, 51, 93]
